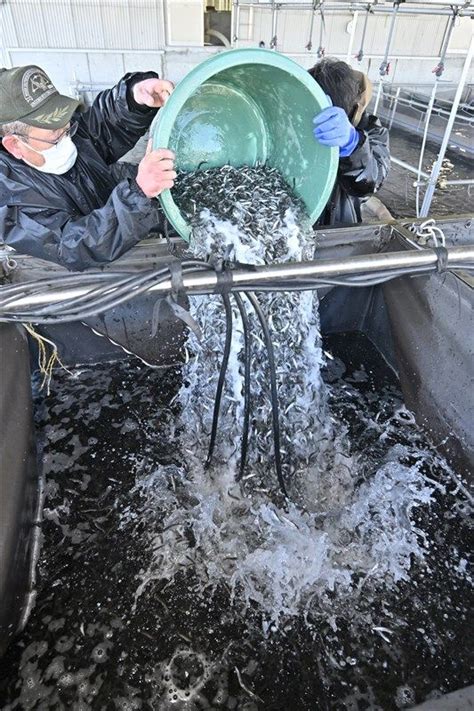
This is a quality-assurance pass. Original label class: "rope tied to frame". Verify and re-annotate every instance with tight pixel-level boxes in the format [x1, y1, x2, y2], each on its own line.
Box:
[409, 219, 449, 273]
[23, 324, 72, 395]
[411, 218, 447, 248]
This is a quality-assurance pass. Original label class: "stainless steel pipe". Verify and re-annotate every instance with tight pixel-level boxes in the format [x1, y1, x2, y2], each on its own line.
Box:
[233, 2, 474, 17]
[4, 246, 474, 311]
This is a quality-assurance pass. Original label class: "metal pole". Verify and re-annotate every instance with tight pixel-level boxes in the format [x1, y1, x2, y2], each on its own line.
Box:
[317, 5, 326, 58]
[388, 86, 401, 129]
[420, 35, 474, 217]
[355, 4, 371, 62]
[415, 8, 458, 216]
[270, 0, 279, 49]
[306, 1, 318, 51]
[390, 157, 431, 181]
[4, 247, 474, 311]
[443, 179, 474, 186]
[232, 0, 240, 46]
[346, 10, 359, 62]
[414, 178, 474, 187]
[374, 1, 401, 114]
[233, 1, 473, 14]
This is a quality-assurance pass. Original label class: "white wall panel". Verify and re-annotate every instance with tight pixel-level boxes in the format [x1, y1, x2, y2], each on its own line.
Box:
[248, 7, 272, 47]
[1, 1, 20, 49]
[8, 1, 49, 48]
[237, 6, 254, 42]
[71, 1, 106, 48]
[102, 2, 133, 49]
[358, 14, 447, 58]
[8, 49, 92, 93]
[87, 52, 126, 82]
[450, 16, 474, 52]
[41, 1, 78, 49]
[325, 14, 351, 56]
[164, 0, 203, 47]
[278, 9, 313, 54]
[122, 52, 164, 76]
[129, 2, 166, 50]
[162, 48, 221, 82]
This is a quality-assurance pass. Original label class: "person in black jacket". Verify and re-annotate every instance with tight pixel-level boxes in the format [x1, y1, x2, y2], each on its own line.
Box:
[309, 58, 390, 226]
[0, 64, 176, 271]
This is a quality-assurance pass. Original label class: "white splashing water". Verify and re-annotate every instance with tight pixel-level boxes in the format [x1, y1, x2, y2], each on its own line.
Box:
[121, 167, 436, 629]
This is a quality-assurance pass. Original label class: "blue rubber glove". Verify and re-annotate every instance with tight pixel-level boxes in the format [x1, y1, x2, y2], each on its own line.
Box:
[312, 106, 359, 157]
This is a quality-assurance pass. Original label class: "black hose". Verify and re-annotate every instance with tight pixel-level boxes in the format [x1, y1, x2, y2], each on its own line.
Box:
[0, 260, 212, 317]
[35, 268, 170, 315]
[233, 292, 251, 482]
[0, 274, 174, 323]
[1, 263, 472, 322]
[34, 262, 207, 317]
[244, 291, 287, 498]
[1, 265, 211, 324]
[205, 293, 233, 469]
[0, 273, 123, 307]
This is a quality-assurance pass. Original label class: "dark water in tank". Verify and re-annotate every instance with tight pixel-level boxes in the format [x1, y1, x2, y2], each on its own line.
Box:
[0, 332, 472, 711]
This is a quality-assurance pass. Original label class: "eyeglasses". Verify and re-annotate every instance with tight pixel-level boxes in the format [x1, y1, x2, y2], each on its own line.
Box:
[15, 120, 78, 146]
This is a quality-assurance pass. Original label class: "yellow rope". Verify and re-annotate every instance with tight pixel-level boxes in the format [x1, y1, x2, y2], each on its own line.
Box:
[23, 324, 72, 395]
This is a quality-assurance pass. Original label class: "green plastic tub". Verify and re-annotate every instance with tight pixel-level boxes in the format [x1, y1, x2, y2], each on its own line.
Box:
[151, 48, 338, 241]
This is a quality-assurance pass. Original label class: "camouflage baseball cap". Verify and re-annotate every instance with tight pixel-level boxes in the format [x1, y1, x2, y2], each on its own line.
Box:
[0, 65, 80, 128]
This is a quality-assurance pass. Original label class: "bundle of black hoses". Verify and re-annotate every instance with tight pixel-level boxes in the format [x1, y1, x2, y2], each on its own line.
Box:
[2, 261, 472, 323]
[204, 288, 287, 496]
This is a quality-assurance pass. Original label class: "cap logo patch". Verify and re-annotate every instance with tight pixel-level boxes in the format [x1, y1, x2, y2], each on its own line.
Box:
[22, 68, 56, 109]
[33, 105, 70, 125]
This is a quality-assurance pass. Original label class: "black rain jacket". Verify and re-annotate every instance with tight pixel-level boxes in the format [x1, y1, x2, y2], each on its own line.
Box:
[0, 72, 164, 271]
[317, 113, 390, 227]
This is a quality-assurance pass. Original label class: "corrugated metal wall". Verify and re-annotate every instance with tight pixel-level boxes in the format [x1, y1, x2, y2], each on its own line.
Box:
[1, 1, 472, 93]
[3, 0, 167, 50]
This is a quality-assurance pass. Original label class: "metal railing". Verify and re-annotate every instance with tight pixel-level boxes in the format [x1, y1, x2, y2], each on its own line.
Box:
[230, 1, 474, 216]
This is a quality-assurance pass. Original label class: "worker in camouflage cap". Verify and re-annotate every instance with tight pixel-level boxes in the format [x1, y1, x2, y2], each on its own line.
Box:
[0, 65, 175, 270]
[0, 65, 80, 128]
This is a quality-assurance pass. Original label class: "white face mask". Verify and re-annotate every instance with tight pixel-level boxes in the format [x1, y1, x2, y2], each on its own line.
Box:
[20, 135, 78, 175]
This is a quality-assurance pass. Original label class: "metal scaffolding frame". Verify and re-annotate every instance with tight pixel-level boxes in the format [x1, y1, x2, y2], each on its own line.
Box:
[232, 0, 474, 217]
[232, 1, 473, 17]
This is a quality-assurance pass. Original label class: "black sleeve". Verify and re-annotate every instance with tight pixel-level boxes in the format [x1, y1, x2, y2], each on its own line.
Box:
[0, 180, 163, 271]
[74, 71, 159, 165]
[337, 114, 390, 198]
[111, 161, 139, 183]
